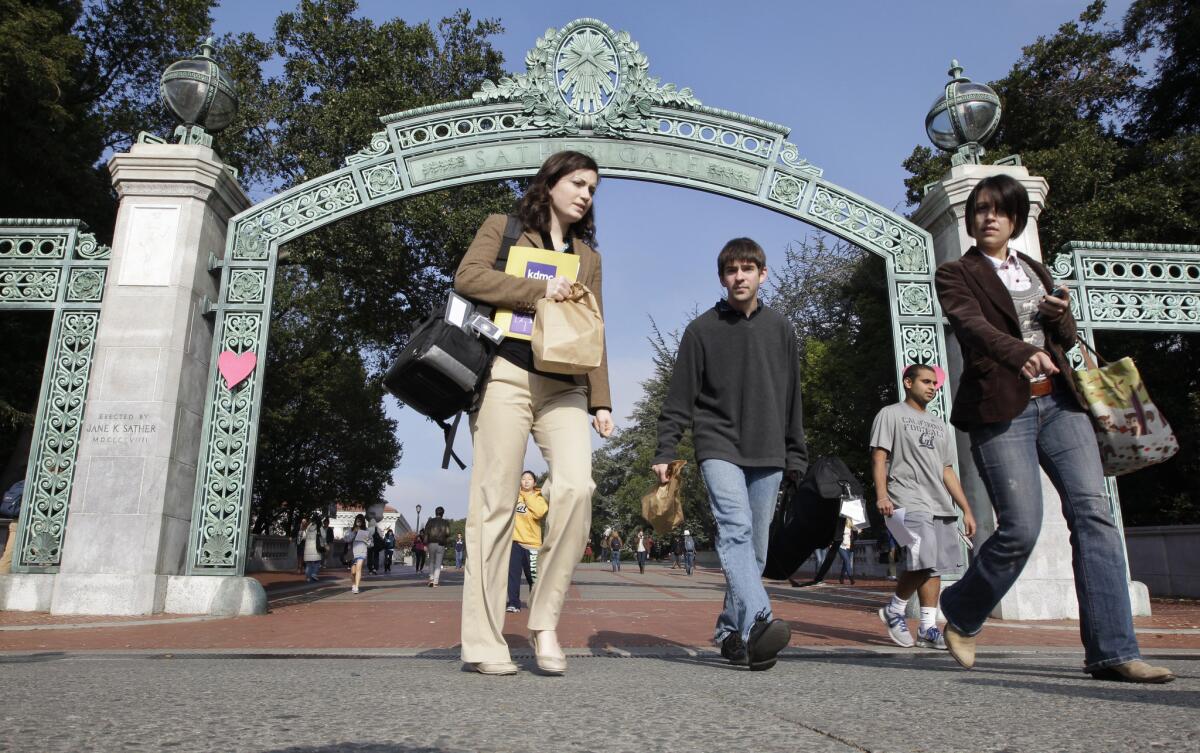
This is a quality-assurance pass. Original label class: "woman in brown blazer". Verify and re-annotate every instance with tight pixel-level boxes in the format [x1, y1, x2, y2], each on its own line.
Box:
[454, 151, 614, 676]
[934, 174, 1171, 683]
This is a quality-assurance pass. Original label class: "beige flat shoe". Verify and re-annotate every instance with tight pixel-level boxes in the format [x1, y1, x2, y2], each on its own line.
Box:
[470, 661, 518, 675]
[529, 631, 567, 675]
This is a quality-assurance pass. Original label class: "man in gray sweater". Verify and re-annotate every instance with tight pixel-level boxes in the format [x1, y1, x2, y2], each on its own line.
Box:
[653, 237, 808, 671]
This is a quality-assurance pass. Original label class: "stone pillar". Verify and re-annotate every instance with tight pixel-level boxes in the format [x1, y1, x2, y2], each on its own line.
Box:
[49, 143, 264, 616]
[913, 162, 1149, 619]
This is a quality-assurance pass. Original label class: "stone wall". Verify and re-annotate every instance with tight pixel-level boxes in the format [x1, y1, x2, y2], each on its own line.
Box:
[1126, 525, 1200, 598]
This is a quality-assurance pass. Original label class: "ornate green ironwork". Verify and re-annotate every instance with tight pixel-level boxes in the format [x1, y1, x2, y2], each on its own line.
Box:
[1052, 242, 1200, 334]
[1047, 241, 1200, 532]
[187, 18, 947, 574]
[0, 219, 110, 573]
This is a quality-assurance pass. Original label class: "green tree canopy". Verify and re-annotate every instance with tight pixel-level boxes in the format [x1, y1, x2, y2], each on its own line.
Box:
[0, 0, 215, 238]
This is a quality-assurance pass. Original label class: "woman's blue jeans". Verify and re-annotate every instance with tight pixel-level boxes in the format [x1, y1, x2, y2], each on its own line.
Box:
[611, 550, 620, 571]
[304, 560, 320, 580]
[837, 547, 854, 580]
[939, 391, 1141, 672]
[700, 459, 782, 643]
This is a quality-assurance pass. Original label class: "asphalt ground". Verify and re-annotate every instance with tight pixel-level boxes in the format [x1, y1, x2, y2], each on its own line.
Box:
[0, 651, 1196, 753]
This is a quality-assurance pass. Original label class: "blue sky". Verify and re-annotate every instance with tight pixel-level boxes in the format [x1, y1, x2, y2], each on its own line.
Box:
[211, 1, 1133, 522]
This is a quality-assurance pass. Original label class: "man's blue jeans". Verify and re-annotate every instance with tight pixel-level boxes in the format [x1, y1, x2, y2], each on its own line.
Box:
[700, 459, 782, 643]
[683, 552, 694, 574]
[939, 390, 1142, 672]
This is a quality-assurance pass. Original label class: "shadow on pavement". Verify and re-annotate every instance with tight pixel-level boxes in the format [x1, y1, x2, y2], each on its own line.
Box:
[0, 651, 70, 664]
[585, 630, 736, 670]
[956, 676, 1199, 708]
[260, 745, 454, 753]
[791, 652, 1197, 700]
[785, 616, 897, 647]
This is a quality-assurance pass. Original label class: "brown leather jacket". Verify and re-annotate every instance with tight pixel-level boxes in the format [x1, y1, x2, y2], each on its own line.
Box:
[454, 214, 611, 412]
[934, 246, 1084, 431]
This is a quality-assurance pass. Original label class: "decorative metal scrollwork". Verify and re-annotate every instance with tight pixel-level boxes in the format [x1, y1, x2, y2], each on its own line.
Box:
[0, 269, 59, 301]
[192, 312, 262, 570]
[362, 163, 403, 199]
[66, 269, 105, 302]
[1049, 253, 1074, 279]
[226, 270, 266, 304]
[1086, 289, 1200, 325]
[18, 311, 99, 568]
[898, 282, 934, 316]
[768, 173, 807, 208]
[809, 187, 929, 271]
[779, 142, 823, 177]
[901, 324, 939, 364]
[345, 131, 391, 166]
[232, 175, 359, 259]
[75, 232, 110, 260]
[0, 234, 67, 259]
[472, 19, 701, 137]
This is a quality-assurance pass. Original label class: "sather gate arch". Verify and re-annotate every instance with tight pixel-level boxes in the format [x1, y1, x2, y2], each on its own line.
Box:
[187, 18, 947, 574]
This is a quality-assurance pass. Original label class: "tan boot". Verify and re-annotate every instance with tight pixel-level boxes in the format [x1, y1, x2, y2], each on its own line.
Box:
[944, 624, 976, 669]
[1090, 660, 1175, 684]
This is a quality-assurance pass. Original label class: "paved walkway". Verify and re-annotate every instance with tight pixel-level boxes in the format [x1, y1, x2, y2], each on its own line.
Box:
[2, 562, 1197, 752]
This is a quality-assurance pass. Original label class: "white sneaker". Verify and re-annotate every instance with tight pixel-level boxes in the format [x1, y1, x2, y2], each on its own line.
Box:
[351, 586, 359, 594]
[916, 625, 948, 650]
[878, 606, 914, 648]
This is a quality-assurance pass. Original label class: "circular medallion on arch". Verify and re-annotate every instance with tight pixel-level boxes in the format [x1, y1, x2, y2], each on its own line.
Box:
[555, 23, 622, 115]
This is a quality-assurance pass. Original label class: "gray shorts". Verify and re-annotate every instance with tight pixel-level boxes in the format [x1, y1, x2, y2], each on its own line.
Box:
[902, 512, 964, 575]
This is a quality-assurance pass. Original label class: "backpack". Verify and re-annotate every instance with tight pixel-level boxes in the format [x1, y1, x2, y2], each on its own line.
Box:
[0, 480, 23, 519]
[424, 517, 451, 546]
[762, 456, 863, 580]
[383, 216, 524, 469]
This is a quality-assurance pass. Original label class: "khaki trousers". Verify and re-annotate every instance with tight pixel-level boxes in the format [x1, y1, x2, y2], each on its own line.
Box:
[460, 358, 594, 663]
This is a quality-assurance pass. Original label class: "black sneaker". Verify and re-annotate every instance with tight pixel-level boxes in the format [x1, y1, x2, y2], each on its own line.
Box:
[745, 616, 789, 671]
[720, 633, 748, 666]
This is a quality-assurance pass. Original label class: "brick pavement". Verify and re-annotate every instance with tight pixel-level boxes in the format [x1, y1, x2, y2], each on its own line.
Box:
[2, 562, 1198, 653]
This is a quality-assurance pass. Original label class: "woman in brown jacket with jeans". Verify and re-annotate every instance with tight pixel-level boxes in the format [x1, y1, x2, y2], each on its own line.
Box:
[454, 151, 614, 676]
[934, 174, 1171, 683]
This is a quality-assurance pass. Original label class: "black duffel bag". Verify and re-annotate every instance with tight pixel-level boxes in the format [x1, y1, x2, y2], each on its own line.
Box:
[383, 313, 493, 421]
[762, 456, 863, 580]
[383, 216, 523, 470]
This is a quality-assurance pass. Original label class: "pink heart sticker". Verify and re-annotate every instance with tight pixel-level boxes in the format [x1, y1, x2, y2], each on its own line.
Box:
[217, 350, 257, 389]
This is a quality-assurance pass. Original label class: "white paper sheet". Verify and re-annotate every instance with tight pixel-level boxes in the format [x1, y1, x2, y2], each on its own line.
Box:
[885, 507, 920, 551]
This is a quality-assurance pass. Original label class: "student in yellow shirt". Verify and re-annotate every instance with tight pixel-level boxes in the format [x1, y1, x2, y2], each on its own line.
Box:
[507, 471, 548, 613]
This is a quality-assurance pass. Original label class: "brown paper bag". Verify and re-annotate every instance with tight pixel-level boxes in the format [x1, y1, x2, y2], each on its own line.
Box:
[641, 460, 687, 535]
[532, 282, 605, 375]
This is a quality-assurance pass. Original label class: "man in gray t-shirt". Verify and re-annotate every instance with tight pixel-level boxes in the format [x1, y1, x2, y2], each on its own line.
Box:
[869, 364, 976, 650]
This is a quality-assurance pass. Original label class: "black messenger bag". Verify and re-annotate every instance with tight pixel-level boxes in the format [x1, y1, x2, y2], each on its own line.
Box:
[382, 313, 492, 422]
[383, 216, 523, 469]
[762, 456, 863, 581]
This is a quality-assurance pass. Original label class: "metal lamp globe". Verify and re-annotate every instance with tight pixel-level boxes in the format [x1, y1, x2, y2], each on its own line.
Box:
[925, 60, 1001, 165]
[159, 37, 238, 146]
